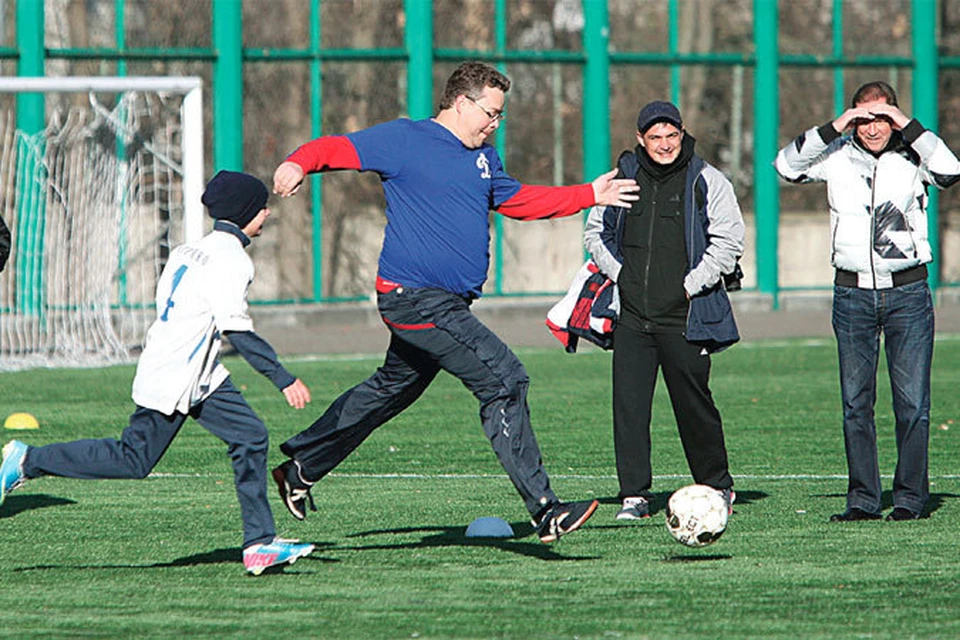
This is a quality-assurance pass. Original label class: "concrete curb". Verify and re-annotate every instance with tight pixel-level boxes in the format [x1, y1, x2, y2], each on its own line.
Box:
[250, 289, 960, 356]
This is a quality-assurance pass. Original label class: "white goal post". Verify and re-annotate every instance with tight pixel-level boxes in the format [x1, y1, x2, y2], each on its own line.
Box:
[0, 76, 204, 370]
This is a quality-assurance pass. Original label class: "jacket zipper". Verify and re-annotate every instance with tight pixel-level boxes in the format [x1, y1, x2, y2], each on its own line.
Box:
[642, 182, 658, 324]
[615, 208, 625, 266]
[869, 161, 878, 288]
[903, 174, 920, 258]
[830, 219, 838, 265]
[685, 172, 698, 334]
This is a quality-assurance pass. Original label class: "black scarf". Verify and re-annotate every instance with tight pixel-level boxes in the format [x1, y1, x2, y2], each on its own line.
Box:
[635, 133, 696, 180]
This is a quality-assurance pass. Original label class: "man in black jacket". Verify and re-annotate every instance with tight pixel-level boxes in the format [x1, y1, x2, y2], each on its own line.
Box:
[585, 101, 744, 520]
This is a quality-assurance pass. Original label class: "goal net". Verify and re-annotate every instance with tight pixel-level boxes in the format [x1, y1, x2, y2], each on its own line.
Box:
[0, 77, 203, 371]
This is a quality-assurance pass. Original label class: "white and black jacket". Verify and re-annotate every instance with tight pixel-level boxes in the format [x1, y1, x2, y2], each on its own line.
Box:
[775, 120, 960, 289]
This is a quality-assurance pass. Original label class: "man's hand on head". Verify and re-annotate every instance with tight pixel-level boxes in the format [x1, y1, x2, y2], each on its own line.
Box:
[864, 102, 910, 130]
[833, 107, 874, 133]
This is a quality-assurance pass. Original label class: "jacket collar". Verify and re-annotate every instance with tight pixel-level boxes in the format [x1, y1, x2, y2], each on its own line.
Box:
[213, 219, 251, 247]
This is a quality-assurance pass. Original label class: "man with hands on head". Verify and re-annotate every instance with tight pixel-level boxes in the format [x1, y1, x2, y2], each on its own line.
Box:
[775, 81, 960, 523]
[270, 61, 638, 543]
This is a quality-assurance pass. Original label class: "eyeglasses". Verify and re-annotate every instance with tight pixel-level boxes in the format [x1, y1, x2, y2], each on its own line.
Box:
[466, 96, 506, 122]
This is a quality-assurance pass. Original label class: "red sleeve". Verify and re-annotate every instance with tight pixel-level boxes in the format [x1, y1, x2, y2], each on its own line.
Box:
[496, 184, 596, 220]
[286, 136, 362, 173]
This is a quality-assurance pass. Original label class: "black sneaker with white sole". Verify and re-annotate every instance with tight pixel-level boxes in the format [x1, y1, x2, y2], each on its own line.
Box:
[271, 459, 317, 521]
[616, 496, 650, 520]
[533, 499, 598, 543]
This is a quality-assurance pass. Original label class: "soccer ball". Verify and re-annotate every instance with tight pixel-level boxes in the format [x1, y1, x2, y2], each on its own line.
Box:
[665, 484, 729, 548]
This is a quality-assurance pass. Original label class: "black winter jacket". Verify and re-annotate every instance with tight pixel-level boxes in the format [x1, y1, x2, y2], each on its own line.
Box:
[585, 142, 745, 353]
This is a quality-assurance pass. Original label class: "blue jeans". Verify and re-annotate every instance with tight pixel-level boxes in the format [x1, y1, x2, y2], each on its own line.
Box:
[831, 280, 933, 515]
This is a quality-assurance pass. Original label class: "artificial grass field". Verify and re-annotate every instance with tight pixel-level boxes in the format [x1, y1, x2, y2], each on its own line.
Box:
[1, 337, 959, 638]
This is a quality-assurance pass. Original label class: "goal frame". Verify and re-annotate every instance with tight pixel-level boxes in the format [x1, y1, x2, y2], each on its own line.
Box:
[0, 76, 205, 242]
[0, 76, 205, 370]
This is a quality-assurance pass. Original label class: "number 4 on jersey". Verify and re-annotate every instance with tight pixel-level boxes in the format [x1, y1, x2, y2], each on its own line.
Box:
[160, 265, 188, 322]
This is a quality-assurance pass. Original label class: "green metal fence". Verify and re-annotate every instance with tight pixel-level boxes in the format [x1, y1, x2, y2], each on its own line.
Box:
[1, 0, 952, 307]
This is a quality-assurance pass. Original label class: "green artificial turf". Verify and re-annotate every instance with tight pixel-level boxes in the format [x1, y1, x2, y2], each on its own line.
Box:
[1, 337, 958, 638]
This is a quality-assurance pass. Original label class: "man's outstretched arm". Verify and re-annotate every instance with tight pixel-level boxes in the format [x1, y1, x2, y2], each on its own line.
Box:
[273, 136, 362, 197]
[497, 169, 639, 220]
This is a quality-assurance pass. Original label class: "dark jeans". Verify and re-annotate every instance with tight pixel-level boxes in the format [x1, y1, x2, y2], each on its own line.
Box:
[23, 378, 275, 548]
[612, 324, 732, 499]
[281, 286, 558, 517]
[832, 280, 933, 515]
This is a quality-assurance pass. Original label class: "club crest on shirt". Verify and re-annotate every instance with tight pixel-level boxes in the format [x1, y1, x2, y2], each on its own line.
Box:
[476, 152, 491, 179]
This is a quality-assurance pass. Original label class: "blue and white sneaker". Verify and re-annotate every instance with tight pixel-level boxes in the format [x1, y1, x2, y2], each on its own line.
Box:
[0, 440, 28, 507]
[242, 537, 315, 576]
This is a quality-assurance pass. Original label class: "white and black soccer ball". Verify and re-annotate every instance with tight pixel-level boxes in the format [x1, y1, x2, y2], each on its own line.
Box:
[665, 484, 729, 548]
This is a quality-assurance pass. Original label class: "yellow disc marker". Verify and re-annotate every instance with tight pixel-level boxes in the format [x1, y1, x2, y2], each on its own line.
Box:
[4, 412, 39, 430]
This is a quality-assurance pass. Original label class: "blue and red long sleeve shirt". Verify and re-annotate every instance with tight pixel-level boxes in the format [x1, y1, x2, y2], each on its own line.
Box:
[287, 118, 595, 298]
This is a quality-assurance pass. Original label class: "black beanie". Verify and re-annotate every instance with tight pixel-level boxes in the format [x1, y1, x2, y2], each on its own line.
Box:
[637, 100, 683, 133]
[201, 170, 269, 229]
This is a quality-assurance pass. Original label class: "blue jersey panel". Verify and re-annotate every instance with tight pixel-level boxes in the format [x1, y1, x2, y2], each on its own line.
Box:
[347, 119, 521, 297]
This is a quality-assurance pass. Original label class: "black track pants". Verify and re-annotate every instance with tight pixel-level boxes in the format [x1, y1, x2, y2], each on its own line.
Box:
[612, 324, 732, 498]
[281, 286, 559, 516]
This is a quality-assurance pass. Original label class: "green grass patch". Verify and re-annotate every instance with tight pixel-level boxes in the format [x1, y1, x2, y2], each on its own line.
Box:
[1, 337, 959, 638]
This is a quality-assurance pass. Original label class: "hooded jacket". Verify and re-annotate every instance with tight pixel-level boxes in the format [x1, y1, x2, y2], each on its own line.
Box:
[585, 143, 744, 353]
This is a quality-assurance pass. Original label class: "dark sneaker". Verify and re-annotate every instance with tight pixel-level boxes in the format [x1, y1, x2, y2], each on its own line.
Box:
[534, 500, 598, 543]
[885, 507, 920, 521]
[271, 459, 317, 521]
[615, 496, 650, 520]
[829, 507, 881, 522]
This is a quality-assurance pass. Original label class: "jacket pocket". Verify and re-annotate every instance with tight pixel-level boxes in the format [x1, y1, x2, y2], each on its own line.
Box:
[689, 288, 727, 324]
[685, 289, 739, 353]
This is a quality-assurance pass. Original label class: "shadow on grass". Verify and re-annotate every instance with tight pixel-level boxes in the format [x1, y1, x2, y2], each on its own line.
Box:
[599, 489, 768, 517]
[151, 544, 339, 569]
[341, 523, 600, 561]
[813, 490, 957, 518]
[923, 492, 957, 517]
[662, 553, 732, 563]
[0, 493, 76, 517]
[12, 542, 338, 573]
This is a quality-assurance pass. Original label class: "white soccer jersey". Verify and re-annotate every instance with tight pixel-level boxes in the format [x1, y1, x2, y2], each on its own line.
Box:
[132, 230, 255, 414]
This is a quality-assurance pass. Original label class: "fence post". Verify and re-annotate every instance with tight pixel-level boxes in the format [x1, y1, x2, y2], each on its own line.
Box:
[493, 0, 507, 294]
[309, 0, 324, 301]
[913, 0, 939, 291]
[582, 0, 610, 185]
[213, 0, 244, 171]
[405, 0, 433, 120]
[15, 0, 45, 316]
[754, 0, 780, 308]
